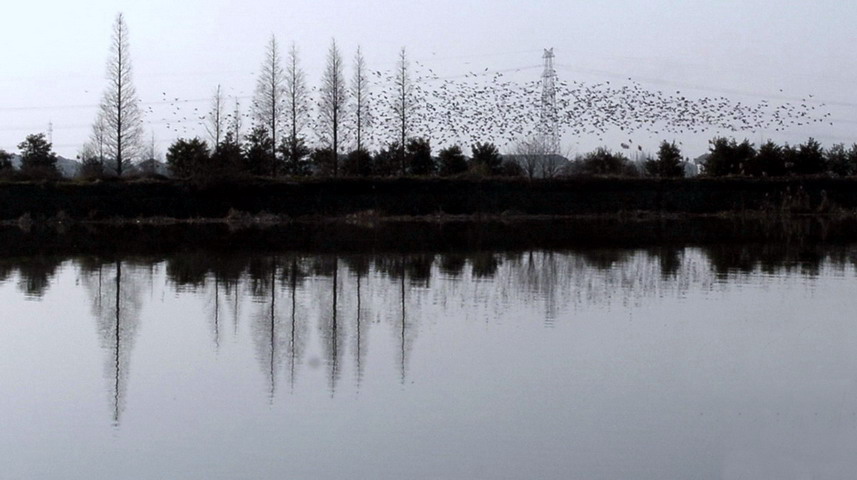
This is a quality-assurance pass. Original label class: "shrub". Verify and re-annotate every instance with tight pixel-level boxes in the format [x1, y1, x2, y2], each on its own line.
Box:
[574, 147, 637, 176]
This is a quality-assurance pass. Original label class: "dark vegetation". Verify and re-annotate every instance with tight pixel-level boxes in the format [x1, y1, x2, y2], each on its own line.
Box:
[150, 134, 855, 181]
[9, 129, 853, 183]
[0, 176, 855, 221]
[3, 128, 857, 220]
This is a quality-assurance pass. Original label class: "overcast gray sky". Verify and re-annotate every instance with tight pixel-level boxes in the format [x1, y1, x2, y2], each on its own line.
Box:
[1, 0, 855, 159]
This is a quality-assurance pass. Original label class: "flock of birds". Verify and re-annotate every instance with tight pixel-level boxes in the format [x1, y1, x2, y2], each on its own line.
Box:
[394, 68, 832, 149]
[149, 63, 832, 154]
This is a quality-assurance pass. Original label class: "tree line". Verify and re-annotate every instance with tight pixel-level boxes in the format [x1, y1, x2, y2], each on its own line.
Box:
[5, 130, 857, 182]
[699, 137, 857, 177]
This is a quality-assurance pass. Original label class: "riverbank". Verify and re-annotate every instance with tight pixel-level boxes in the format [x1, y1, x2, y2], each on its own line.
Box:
[1, 177, 856, 221]
[2, 215, 857, 259]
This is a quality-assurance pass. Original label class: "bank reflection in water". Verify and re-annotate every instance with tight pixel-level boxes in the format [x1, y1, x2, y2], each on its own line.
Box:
[2, 245, 856, 424]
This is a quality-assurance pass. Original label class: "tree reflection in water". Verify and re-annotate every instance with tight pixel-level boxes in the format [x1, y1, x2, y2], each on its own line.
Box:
[5, 241, 857, 423]
[80, 259, 147, 425]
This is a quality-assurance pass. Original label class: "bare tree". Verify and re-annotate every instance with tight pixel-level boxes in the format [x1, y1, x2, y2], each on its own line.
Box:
[139, 131, 160, 175]
[514, 136, 547, 180]
[205, 84, 225, 148]
[350, 46, 372, 152]
[87, 111, 109, 168]
[392, 47, 415, 175]
[82, 260, 145, 424]
[98, 12, 143, 176]
[253, 35, 286, 176]
[513, 136, 568, 179]
[318, 39, 347, 176]
[284, 42, 310, 150]
[230, 97, 243, 140]
[143, 131, 158, 160]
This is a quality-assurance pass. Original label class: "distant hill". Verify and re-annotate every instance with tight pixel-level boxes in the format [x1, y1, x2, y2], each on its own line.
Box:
[8, 154, 80, 178]
[7, 154, 169, 178]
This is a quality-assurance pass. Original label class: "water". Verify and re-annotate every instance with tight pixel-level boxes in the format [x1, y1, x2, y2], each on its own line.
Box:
[1, 244, 856, 479]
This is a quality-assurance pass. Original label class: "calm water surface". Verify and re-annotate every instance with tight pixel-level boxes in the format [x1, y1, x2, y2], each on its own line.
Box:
[1, 247, 856, 479]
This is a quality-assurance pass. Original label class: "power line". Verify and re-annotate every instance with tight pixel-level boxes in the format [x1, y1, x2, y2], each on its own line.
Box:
[0, 95, 253, 113]
[554, 63, 857, 108]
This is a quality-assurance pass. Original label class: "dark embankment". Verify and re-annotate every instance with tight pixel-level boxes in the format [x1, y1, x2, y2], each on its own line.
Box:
[3, 216, 857, 260]
[0, 176, 855, 220]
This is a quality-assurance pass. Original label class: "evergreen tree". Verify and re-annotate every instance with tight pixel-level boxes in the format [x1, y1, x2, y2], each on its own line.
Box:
[781, 143, 798, 174]
[310, 147, 336, 176]
[645, 141, 684, 177]
[407, 137, 434, 175]
[825, 143, 851, 177]
[0, 149, 14, 173]
[438, 145, 468, 176]
[166, 138, 210, 179]
[703, 137, 755, 176]
[470, 142, 502, 175]
[373, 142, 402, 176]
[342, 149, 372, 176]
[279, 135, 311, 176]
[243, 126, 276, 176]
[847, 144, 857, 177]
[752, 140, 787, 177]
[792, 137, 825, 175]
[18, 133, 59, 178]
[211, 132, 245, 177]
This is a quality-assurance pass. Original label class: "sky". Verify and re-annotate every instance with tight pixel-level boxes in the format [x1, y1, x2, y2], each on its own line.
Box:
[1, 0, 856, 159]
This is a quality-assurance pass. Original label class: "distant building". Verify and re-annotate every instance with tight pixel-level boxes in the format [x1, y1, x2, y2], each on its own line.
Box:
[683, 160, 700, 177]
[691, 153, 709, 176]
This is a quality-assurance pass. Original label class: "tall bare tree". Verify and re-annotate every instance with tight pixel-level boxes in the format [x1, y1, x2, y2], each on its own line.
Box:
[98, 12, 143, 176]
[253, 36, 286, 176]
[392, 47, 415, 175]
[318, 39, 347, 176]
[205, 84, 226, 148]
[351, 46, 372, 152]
[284, 43, 310, 150]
